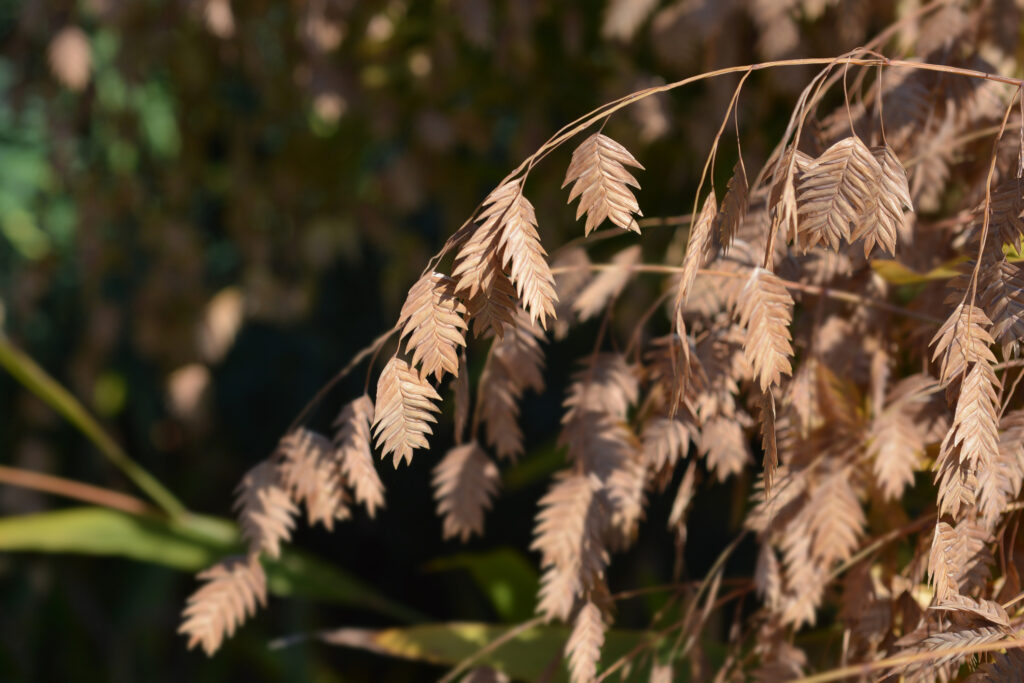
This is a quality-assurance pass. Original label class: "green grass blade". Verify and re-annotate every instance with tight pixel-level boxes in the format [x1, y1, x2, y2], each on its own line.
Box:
[0, 506, 421, 622]
[0, 334, 186, 518]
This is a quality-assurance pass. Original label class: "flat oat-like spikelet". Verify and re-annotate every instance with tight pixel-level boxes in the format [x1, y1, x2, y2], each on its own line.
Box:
[333, 395, 385, 518]
[868, 398, 925, 502]
[896, 627, 1008, 682]
[481, 179, 558, 328]
[715, 161, 748, 252]
[562, 133, 644, 235]
[566, 601, 606, 683]
[930, 303, 995, 386]
[464, 259, 518, 339]
[978, 410, 1024, 528]
[373, 357, 442, 467]
[563, 353, 638, 422]
[939, 362, 1000, 516]
[278, 428, 350, 529]
[573, 244, 641, 321]
[531, 471, 608, 621]
[640, 416, 690, 472]
[399, 272, 468, 381]
[179, 555, 267, 656]
[551, 246, 592, 339]
[477, 310, 547, 460]
[234, 460, 297, 558]
[928, 521, 962, 602]
[735, 267, 794, 391]
[978, 258, 1024, 359]
[796, 136, 880, 251]
[930, 593, 1009, 627]
[675, 191, 717, 305]
[432, 441, 500, 542]
[850, 144, 912, 257]
[563, 413, 645, 549]
[806, 468, 864, 566]
[698, 415, 752, 482]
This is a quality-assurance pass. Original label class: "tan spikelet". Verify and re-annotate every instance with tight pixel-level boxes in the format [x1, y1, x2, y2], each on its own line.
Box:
[563, 353, 638, 423]
[735, 267, 794, 391]
[796, 136, 880, 251]
[716, 161, 749, 252]
[850, 145, 912, 257]
[481, 179, 558, 327]
[928, 521, 961, 602]
[698, 415, 752, 481]
[179, 555, 267, 656]
[930, 304, 995, 386]
[869, 404, 923, 502]
[930, 593, 1009, 627]
[551, 246, 592, 339]
[566, 601, 606, 683]
[432, 441, 500, 542]
[641, 417, 690, 472]
[373, 357, 442, 467]
[399, 272, 468, 381]
[478, 311, 546, 460]
[277, 429, 350, 529]
[675, 191, 717, 306]
[531, 472, 608, 621]
[978, 258, 1024, 359]
[806, 469, 864, 566]
[465, 262, 518, 339]
[333, 395, 386, 518]
[233, 460, 297, 558]
[562, 133, 645, 235]
[573, 245, 641, 321]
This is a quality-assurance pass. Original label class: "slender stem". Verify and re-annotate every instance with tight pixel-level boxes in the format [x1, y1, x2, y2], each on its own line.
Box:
[790, 636, 1024, 683]
[0, 465, 154, 516]
[549, 263, 943, 324]
[0, 334, 186, 519]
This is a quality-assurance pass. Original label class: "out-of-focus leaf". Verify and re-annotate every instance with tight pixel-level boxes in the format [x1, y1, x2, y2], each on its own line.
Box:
[306, 621, 647, 682]
[870, 259, 960, 285]
[0, 506, 421, 622]
[502, 441, 563, 491]
[427, 549, 539, 622]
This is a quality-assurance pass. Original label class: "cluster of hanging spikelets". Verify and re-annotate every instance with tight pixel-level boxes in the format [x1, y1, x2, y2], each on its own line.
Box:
[180, 6, 1024, 680]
